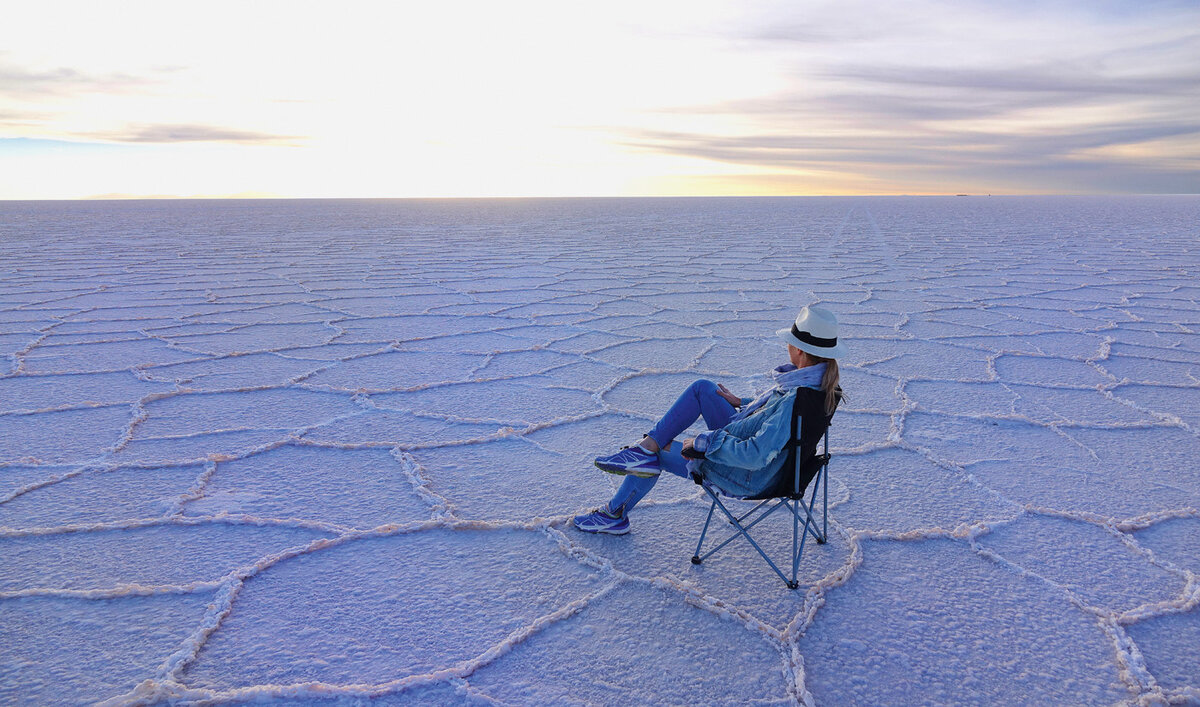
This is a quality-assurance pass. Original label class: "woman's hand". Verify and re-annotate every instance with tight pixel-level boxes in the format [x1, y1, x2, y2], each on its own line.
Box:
[716, 383, 742, 408]
[680, 437, 705, 459]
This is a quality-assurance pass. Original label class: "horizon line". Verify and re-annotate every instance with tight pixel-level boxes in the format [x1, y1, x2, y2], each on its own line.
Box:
[4, 193, 1199, 203]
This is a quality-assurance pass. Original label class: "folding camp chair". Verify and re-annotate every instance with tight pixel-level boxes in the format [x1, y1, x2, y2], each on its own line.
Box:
[689, 392, 832, 589]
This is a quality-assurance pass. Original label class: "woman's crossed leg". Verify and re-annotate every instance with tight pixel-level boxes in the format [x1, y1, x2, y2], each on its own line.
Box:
[575, 379, 737, 534]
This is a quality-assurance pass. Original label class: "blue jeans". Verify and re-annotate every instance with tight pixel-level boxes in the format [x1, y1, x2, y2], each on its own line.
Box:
[606, 379, 737, 517]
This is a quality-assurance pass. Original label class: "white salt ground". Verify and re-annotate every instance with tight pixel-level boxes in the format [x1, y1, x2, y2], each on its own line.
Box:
[0, 196, 1198, 706]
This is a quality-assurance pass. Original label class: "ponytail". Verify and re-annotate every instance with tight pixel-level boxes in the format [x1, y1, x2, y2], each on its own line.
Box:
[816, 356, 842, 415]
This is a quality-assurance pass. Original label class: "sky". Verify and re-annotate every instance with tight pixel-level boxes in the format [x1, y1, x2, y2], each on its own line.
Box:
[1, 0, 1197, 199]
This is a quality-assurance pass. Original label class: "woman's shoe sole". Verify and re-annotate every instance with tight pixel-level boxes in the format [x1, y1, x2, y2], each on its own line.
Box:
[594, 461, 661, 478]
[574, 521, 631, 535]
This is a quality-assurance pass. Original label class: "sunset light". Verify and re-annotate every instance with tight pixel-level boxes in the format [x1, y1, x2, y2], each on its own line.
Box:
[2, 0, 1198, 198]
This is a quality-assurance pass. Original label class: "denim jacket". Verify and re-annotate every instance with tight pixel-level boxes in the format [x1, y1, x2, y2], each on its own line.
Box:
[693, 381, 839, 499]
[691, 388, 796, 491]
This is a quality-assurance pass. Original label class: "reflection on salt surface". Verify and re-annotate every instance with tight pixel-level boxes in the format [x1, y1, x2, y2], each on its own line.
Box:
[0, 196, 1198, 704]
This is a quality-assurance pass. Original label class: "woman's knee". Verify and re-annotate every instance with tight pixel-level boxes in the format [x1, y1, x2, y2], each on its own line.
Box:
[689, 379, 717, 396]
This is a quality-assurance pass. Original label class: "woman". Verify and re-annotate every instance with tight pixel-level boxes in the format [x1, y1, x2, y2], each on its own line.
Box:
[574, 305, 846, 535]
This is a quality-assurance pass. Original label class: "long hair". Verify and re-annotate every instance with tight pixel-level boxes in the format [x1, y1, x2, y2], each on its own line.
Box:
[812, 354, 842, 415]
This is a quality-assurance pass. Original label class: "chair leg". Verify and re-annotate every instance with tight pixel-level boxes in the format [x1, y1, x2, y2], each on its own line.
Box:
[791, 498, 800, 585]
[783, 481, 825, 551]
[710, 494, 795, 588]
[822, 461, 829, 542]
[693, 489, 795, 587]
[807, 467, 827, 544]
[734, 498, 773, 523]
[790, 492, 825, 545]
[690, 479, 832, 590]
[698, 491, 791, 562]
[692, 497, 717, 564]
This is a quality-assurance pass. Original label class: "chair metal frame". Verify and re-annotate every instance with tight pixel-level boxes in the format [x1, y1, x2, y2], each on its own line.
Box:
[690, 412, 831, 590]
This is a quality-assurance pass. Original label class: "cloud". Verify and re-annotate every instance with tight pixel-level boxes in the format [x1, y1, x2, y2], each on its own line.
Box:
[825, 63, 1200, 98]
[628, 119, 1200, 160]
[743, 23, 882, 45]
[620, 7, 1200, 194]
[0, 57, 158, 98]
[623, 116, 1200, 193]
[0, 55, 298, 147]
[0, 109, 48, 128]
[85, 124, 304, 145]
[672, 91, 1054, 124]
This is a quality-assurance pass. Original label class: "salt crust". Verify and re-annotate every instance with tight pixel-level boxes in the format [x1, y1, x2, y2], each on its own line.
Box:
[1, 197, 1197, 705]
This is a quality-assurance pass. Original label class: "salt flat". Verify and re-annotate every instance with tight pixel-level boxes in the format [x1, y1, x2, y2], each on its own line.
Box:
[1, 196, 1198, 706]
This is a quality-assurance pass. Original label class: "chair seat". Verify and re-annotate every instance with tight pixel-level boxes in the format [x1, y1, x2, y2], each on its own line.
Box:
[691, 452, 830, 501]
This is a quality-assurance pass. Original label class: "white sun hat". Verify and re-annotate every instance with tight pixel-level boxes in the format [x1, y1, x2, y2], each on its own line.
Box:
[776, 306, 848, 359]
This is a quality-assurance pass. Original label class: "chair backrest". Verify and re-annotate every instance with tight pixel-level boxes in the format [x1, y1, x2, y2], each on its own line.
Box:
[785, 387, 837, 498]
[713, 386, 838, 501]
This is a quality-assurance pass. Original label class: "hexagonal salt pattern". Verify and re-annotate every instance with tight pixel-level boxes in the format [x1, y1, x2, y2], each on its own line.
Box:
[0, 593, 214, 705]
[468, 581, 792, 705]
[799, 539, 1128, 706]
[2, 197, 1198, 704]
[180, 528, 600, 691]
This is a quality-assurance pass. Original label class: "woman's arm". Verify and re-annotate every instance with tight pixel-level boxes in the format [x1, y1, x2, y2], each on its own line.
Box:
[695, 395, 795, 470]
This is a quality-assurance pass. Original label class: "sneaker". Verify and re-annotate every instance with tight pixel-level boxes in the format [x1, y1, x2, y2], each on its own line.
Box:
[594, 445, 660, 478]
[573, 507, 631, 535]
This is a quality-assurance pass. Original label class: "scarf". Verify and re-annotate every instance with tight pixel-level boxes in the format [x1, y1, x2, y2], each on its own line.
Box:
[733, 362, 827, 421]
